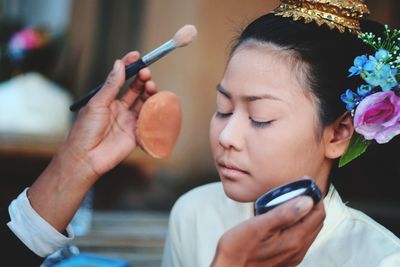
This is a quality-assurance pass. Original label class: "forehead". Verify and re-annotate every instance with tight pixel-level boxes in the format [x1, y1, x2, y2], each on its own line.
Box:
[222, 44, 310, 105]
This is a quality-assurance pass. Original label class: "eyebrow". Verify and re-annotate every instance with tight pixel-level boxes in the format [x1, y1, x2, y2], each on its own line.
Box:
[216, 84, 282, 102]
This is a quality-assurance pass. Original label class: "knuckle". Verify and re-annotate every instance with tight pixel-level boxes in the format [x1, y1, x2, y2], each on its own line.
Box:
[129, 79, 144, 91]
[104, 78, 114, 87]
[247, 220, 261, 236]
[243, 218, 272, 241]
[288, 236, 303, 251]
[105, 72, 116, 87]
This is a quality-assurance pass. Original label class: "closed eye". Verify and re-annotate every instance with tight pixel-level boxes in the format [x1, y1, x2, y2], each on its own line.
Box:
[216, 112, 232, 118]
[250, 118, 273, 128]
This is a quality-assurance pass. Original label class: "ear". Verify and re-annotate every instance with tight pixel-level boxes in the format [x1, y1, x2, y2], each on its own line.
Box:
[323, 112, 354, 159]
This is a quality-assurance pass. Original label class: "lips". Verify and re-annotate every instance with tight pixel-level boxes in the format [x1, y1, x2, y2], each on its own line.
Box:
[217, 161, 249, 178]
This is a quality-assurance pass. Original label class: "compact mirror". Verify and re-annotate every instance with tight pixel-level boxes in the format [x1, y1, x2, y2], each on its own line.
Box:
[255, 178, 322, 215]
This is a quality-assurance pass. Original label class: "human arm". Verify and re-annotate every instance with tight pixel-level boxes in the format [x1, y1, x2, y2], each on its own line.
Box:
[4, 51, 157, 261]
[27, 51, 156, 233]
[211, 196, 325, 267]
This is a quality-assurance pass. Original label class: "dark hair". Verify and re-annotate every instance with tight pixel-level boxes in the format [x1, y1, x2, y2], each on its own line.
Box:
[232, 13, 385, 127]
[10, 41, 59, 75]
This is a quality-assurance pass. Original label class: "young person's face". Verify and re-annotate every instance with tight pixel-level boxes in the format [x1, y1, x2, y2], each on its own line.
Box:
[210, 45, 330, 202]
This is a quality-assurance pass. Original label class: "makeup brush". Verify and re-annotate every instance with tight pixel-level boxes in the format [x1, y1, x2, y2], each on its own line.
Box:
[69, 24, 197, 111]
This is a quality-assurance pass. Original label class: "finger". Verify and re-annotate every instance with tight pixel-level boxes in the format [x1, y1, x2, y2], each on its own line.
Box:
[258, 213, 323, 266]
[289, 201, 325, 235]
[132, 81, 157, 114]
[300, 221, 323, 249]
[286, 220, 324, 266]
[142, 77, 157, 95]
[120, 68, 152, 108]
[138, 68, 157, 96]
[277, 203, 324, 256]
[121, 51, 140, 65]
[120, 78, 145, 108]
[89, 59, 125, 107]
[300, 220, 323, 250]
[256, 196, 314, 233]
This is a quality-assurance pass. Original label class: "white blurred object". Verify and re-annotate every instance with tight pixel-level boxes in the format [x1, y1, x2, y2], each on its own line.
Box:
[0, 72, 73, 137]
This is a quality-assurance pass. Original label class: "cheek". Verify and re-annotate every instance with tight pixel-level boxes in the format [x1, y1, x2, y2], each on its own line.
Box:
[248, 122, 322, 185]
[209, 116, 222, 153]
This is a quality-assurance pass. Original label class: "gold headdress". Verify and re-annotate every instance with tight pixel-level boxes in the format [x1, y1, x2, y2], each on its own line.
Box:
[274, 0, 370, 34]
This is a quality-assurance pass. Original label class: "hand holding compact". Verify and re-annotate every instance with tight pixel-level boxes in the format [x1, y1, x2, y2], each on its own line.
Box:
[211, 196, 325, 267]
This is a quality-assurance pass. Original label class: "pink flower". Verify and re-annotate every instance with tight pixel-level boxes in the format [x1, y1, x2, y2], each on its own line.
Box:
[9, 28, 44, 51]
[354, 90, 400, 144]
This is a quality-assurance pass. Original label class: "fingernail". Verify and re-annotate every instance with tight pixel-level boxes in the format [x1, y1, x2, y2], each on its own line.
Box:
[113, 60, 121, 72]
[294, 197, 313, 216]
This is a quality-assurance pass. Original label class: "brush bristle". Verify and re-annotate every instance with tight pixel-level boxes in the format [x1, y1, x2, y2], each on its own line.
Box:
[173, 25, 197, 48]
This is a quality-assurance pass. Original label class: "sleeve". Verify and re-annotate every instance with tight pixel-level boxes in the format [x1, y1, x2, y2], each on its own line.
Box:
[378, 251, 400, 267]
[161, 201, 185, 267]
[7, 188, 74, 257]
[0, 201, 44, 266]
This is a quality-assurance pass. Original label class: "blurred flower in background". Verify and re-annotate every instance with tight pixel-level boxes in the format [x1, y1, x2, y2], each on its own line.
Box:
[0, 23, 73, 138]
[7, 27, 50, 62]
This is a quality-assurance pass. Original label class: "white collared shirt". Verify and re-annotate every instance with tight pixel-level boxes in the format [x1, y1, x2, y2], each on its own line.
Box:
[7, 188, 74, 257]
[162, 182, 400, 267]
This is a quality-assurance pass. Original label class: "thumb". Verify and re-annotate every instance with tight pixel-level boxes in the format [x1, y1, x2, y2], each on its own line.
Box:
[256, 196, 314, 233]
[89, 60, 125, 107]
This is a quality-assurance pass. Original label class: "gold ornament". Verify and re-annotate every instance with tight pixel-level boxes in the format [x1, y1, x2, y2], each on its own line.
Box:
[274, 0, 370, 34]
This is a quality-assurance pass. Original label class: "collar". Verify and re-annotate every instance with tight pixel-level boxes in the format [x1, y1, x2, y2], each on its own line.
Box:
[311, 184, 348, 245]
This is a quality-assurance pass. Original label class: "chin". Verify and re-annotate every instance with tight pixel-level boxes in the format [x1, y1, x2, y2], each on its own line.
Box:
[221, 180, 259, 203]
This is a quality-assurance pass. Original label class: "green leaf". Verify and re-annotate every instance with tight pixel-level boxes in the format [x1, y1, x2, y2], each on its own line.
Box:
[339, 133, 371, 168]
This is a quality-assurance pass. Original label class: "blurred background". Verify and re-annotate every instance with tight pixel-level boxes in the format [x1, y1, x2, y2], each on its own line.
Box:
[0, 0, 399, 266]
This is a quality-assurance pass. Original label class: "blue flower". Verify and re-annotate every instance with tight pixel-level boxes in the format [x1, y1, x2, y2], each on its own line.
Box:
[357, 84, 373, 97]
[348, 55, 368, 77]
[374, 49, 390, 62]
[340, 89, 360, 111]
[362, 60, 398, 91]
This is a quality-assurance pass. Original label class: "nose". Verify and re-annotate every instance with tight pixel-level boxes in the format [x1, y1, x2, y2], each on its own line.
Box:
[218, 114, 245, 151]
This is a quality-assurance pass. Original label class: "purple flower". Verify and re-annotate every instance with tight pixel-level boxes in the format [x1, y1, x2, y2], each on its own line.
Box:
[354, 90, 400, 144]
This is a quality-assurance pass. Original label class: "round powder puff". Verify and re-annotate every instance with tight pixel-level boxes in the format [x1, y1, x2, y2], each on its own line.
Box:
[136, 91, 182, 159]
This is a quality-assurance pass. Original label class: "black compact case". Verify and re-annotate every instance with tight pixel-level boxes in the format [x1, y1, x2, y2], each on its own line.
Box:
[255, 178, 322, 215]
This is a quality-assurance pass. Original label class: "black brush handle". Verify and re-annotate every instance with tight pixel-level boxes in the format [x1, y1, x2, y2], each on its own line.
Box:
[69, 59, 147, 111]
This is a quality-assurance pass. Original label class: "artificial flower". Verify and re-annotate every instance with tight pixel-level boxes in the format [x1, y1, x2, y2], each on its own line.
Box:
[348, 55, 368, 77]
[357, 84, 373, 97]
[354, 90, 400, 144]
[362, 56, 398, 91]
[341, 89, 360, 111]
[339, 25, 400, 166]
[374, 49, 390, 61]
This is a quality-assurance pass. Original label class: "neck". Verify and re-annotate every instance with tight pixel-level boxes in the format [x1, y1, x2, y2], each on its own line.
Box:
[314, 159, 333, 196]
